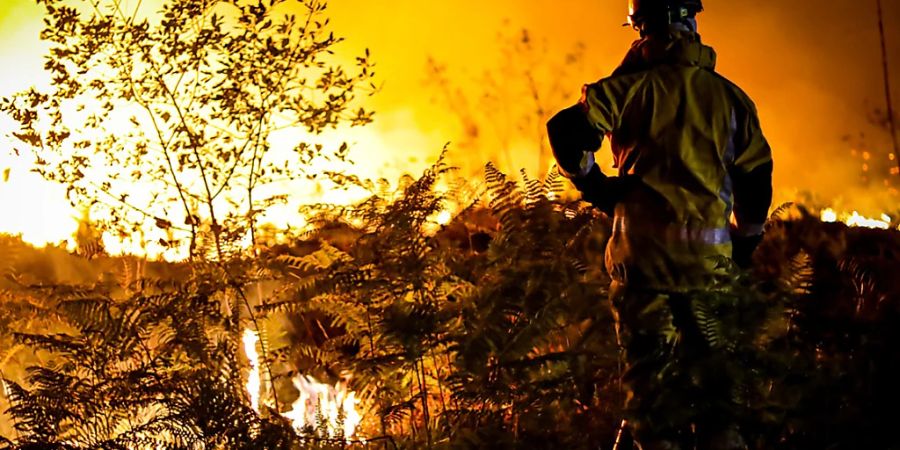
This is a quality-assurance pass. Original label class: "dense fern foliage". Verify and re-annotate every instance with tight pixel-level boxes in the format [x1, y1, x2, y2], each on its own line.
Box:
[2, 162, 900, 449]
[0, 270, 306, 449]
[260, 161, 621, 449]
[754, 207, 900, 449]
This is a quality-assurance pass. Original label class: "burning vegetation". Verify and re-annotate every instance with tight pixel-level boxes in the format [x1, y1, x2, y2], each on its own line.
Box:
[0, 0, 899, 449]
[2, 162, 900, 449]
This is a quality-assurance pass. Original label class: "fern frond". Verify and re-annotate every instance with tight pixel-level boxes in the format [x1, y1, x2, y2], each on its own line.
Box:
[485, 163, 524, 231]
[521, 169, 544, 206]
[692, 299, 724, 350]
[839, 257, 881, 314]
[768, 202, 795, 223]
[544, 166, 566, 199]
[787, 251, 814, 296]
[276, 243, 351, 273]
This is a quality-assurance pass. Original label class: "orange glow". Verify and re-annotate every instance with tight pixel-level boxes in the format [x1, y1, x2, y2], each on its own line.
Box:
[0, 0, 437, 259]
[1, 0, 899, 255]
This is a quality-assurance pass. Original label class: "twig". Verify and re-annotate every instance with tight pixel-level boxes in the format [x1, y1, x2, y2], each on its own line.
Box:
[413, 358, 432, 449]
[876, 0, 900, 174]
[225, 273, 281, 411]
[613, 419, 629, 450]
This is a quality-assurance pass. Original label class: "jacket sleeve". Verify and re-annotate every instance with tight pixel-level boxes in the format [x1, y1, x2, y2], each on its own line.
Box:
[546, 73, 648, 214]
[581, 72, 648, 135]
[729, 100, 773, 237]
[547, 104, 602, 178]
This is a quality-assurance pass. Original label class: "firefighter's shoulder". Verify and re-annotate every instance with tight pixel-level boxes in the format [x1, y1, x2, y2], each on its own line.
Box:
[710, 72, 761, 115]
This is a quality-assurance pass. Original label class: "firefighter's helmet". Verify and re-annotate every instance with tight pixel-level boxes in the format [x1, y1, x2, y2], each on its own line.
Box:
[627, 0, 703, 30]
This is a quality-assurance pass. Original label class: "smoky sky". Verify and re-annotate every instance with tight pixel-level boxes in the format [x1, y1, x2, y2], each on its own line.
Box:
[324, 0, 900, 208]
[1, 0, 899, 211]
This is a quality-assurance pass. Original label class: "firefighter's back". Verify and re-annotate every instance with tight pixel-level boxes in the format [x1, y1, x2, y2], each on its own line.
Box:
[600, 32, 757, 289]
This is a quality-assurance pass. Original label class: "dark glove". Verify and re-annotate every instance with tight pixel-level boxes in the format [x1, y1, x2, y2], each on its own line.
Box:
[571, 164, 640, 216]
[731, 234, 763, 269]
[547, 104, 602, 178]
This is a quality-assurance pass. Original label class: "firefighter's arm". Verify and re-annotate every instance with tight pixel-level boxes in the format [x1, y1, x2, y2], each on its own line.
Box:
[569, 164, 640, 216]
[730, 104, 774, 268]
[547, 103, 602, 179]
[547, 75, 644, 214]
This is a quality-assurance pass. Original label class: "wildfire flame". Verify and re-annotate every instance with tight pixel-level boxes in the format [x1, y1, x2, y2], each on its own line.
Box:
[242, 329, 262, 413]
[820, 208, 898, 230]
[435, 210, 453, 226]
[281, 375, 363, 440]
[242, 329, 363, 440]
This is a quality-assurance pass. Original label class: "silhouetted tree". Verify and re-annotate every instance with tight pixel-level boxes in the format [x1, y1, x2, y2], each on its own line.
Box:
[1, 0, 374, 260]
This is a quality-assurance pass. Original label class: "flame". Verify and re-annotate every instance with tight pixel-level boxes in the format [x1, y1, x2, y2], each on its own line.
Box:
[820, 208, 897, 230]
[435, 210, 453, 226]
[0, 91, 429, 260]
[242, 329, 363, 440]
[3, 1, 897, 259]
[242, 329, 262, 414]
[0, 2, 437, 260]
[281, 375, 363, 440]
[821, 208, 839, 223]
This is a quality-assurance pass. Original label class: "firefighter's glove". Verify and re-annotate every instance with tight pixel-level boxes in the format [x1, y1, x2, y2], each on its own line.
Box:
[547, 104, 602, 178]
[731, 233, 763, 269]
[572, 165, 640, 216]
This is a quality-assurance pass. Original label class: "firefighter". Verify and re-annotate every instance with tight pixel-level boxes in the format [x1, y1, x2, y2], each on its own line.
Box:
[547, 0, 773, 449]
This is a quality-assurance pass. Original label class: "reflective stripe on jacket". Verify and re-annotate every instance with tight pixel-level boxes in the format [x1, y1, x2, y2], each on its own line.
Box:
[583, 31, 773, 289]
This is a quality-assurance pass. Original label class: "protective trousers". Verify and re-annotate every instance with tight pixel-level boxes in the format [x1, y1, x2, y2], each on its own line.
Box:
[609, 281, 747, 450]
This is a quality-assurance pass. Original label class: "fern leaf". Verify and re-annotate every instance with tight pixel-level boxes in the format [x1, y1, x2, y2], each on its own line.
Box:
[764, 202, 795, 232]
[544, 166, 566, 199]
[691, 299, 724, 350]
[787, 251, 814, 295]
[521, 169, 544, 206]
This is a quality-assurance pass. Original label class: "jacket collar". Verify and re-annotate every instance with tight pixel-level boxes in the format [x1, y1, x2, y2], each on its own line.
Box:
[613, 31, 717, 75]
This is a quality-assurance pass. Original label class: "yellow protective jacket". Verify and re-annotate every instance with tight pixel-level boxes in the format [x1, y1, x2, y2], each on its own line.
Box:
[581, 31, 773, 289]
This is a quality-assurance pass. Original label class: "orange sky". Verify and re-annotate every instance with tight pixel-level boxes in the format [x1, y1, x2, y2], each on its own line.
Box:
[0, 0, 898, 250]
[321, 0, 900, 197]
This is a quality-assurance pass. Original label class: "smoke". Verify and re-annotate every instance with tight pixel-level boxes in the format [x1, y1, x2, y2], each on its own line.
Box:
[1, 0, 899, 225]
[325, 0, 900, 212]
